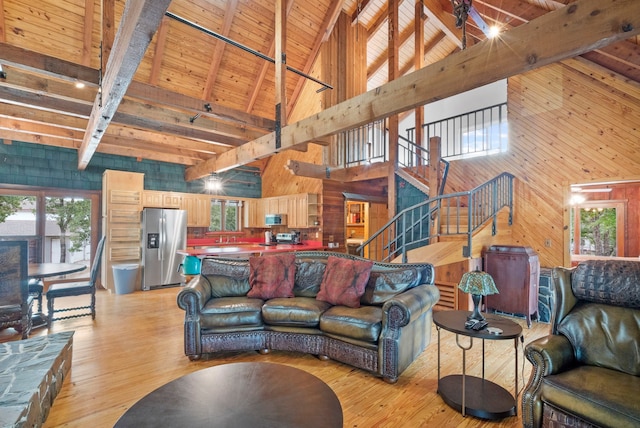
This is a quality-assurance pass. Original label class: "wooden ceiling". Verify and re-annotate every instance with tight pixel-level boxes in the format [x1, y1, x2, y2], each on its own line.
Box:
[0, 0, 638, 179]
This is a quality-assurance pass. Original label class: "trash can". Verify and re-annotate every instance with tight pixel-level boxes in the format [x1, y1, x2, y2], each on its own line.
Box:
[112, 263, 139, 295]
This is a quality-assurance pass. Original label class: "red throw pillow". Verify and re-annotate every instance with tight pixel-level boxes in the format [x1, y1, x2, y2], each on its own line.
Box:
[247, 253, 296, 299]
[316, 256, 374, 308]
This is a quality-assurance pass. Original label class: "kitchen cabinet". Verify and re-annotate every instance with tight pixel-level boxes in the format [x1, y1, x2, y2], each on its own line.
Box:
[102, 170, 144, 293]
[181, 194, 211, 227]
[244, 198, 264, 228]
[243, 193, 319, 229]
[143, 190, 181, 209]
[288, 193, 318, 228]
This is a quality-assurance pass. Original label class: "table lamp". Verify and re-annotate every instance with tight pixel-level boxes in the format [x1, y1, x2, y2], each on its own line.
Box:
[458, 268, 499, 322]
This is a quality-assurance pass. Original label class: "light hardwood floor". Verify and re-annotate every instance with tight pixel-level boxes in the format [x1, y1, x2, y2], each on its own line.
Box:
[0, 287, 551, 427]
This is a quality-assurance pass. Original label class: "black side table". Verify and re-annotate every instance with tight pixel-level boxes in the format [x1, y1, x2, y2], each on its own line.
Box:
[433, 310, 523, 420]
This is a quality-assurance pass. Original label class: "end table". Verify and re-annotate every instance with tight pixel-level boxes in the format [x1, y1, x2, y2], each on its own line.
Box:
[433, 310, 523, 420]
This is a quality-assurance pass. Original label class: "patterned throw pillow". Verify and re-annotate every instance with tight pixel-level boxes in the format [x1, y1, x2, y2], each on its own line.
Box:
[247, 253, 296, 299]
[316, 256, 374, 308]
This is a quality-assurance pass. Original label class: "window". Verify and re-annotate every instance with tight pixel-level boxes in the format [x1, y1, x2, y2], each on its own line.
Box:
[0, 189, 99, 269]
[209, 200, 240, 232]
[437, 103, 509, 160]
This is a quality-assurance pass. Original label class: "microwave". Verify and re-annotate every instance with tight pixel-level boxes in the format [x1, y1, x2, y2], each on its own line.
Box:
[265, 214, 286, 225]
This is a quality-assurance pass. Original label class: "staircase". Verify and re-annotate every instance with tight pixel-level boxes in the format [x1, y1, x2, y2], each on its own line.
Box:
[358, 172, 515, 265]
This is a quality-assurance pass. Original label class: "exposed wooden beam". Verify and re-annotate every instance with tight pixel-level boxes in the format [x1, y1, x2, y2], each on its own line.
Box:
[125, 82, 275, 131]
[202, 0, 239, 99]
[288, 0, 344, 119]
[78, 0, 172, 169]
[185, 0, 640, 180]
[351, 0, 374, 26]
[275, 0, 287, 130]
[285, 159, 389, 181]
[149, 17, 170, 86]
[0, 42, 99, 85]
[0, 44, 275, 132]
[245, 0, 296, 115]
[82, 0, 95, 66]
[422, 0, 468, 49]
[367, 4, 389, 42]
[367, 19, 416, 79]
[102, 0, 115, 73]
[0, 0, 5, 42]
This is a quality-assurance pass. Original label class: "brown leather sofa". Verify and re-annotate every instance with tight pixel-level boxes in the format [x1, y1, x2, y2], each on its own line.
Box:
[177, 251, 440, 383]
[522, 260, 640, 428]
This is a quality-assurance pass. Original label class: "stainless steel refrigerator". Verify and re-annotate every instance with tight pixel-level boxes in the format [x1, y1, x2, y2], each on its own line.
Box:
[141, 208, 187, 290]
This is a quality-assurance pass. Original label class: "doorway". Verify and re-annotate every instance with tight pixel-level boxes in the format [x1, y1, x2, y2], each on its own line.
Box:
[570, 201, 625, 257]
[567, 180, 640, 264]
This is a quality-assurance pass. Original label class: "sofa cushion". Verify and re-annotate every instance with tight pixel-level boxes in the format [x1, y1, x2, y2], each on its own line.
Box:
[316, 256, 373, 308]
[557, 302, 640, 375]
[541, 365, 640, 428]
[293, 259, 327, 297]
[262, 297, 332, 327]
[320, 305, 382, 343]
[247, 253, 296, 299]
[200, 297, 264, 330]
[208, 275, 251, 298]
[361, 267, 422, 305]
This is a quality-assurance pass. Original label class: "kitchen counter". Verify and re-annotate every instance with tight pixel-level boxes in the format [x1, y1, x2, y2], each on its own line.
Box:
[179, 241, 325, 257]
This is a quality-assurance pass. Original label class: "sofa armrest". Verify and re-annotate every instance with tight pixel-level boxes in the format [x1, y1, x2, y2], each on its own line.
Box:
[382, 284, 440, 328]
[522, 334, 576, 428]
[176, 276, 212, 314]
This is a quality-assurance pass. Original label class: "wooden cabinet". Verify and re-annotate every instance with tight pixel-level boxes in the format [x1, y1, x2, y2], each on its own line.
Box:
[244, 198, 264, 228]
[288, 193, 318, 228]
[483, 245, 540, 327]
[143, 191, 181, 208]
[181, 194, 210, 227]
[243, 193, 319, 229]
[102, 170, 144, 293]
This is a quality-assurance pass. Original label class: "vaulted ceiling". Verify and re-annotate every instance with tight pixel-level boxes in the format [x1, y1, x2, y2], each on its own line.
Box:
[0, 0, 638, 179]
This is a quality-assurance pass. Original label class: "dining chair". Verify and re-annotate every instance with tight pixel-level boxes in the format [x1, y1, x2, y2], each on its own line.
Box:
[46, 236, 106, 328]
[0, 241, 33, 339]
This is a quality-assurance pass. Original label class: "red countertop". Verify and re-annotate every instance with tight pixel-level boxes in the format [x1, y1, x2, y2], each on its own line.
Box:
[179, 241, 325, 257]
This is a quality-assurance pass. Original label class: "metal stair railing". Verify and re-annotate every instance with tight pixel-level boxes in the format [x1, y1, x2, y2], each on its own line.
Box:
[359, 172, 514, 262]
[397, 134, 450, 196]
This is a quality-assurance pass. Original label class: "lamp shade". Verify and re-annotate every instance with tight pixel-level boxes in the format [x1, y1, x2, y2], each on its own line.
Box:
[458, 269, 499, 296]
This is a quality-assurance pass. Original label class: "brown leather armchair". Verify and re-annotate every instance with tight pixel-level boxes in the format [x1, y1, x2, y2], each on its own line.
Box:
[522, 260, 640, 428]
[0, 241, 33, 339]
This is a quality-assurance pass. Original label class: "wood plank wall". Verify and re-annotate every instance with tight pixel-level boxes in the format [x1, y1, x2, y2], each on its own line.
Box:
[444, 58, 640, 268]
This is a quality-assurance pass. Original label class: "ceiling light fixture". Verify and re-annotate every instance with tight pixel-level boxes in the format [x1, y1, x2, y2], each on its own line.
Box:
[570, 187, 613, 193]
[488, 26, 501, 38]
[205, 173, 222, 194]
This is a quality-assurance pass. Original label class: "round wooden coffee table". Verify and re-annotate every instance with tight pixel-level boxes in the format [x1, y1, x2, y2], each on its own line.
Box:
[115, 362, 343, 428]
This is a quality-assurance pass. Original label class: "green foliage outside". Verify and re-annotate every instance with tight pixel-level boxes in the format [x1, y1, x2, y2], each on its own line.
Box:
[209, 201, 239, 232]
[209, 203, 221, 231]
[580, 207, 617, 256]
[46, 197, 91, 262]
[0, 195, 25, 223]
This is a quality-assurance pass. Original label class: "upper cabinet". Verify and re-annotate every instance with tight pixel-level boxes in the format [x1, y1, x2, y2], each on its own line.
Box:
[244, 193, 319, 229]
[181, 194, 210, 228]
[244, 198, 264, 228]
[288, 193, 319, 228]
[143, 190, 181, 209]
